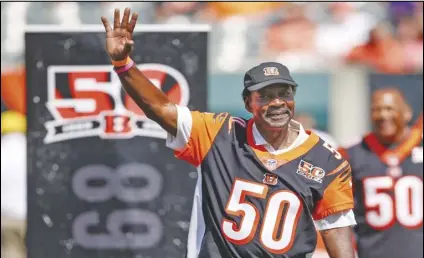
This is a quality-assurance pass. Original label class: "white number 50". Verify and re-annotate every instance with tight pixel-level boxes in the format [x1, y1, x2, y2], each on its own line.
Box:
[363, 176, 423, 230]
[221, 179, 303, 254]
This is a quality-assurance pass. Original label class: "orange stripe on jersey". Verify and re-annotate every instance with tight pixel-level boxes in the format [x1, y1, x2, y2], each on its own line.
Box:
[312, 165, 354, 220]
[326, 160, 349, 176]
[246, 119, 321, 171]
[174, 112, 230, 166]
[391, 127, 422, 163]
[413, 113, 423, 131]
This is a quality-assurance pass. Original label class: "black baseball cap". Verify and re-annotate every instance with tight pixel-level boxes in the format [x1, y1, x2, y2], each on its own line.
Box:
[244, 62, 298, 91]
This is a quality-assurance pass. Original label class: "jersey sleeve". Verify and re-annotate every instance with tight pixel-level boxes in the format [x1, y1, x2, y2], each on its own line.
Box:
[315, 209, 356, 230]
[312, 157, 355, 220]
[165, 105, 230, 166]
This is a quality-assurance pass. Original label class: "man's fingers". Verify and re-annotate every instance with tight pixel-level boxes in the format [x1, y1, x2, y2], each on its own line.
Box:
[127, 12, 138, 38]
[121, 7, 131, 29]
[113, 8, 120, 29]
[101, 17, 112, 33]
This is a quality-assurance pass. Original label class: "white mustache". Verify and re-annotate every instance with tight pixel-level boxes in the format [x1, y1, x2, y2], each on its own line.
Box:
[267, 109, 290, 115]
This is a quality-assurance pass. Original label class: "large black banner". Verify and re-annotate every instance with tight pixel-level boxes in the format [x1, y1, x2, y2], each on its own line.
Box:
[26, 26, 208, 258]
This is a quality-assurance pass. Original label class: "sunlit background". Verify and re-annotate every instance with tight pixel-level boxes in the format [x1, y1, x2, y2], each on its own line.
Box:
[1, 2, 423, 258]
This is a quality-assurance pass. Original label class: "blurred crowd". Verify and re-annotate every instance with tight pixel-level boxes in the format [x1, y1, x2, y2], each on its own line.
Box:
[1, 1, 423, 73]
[0, 2, 423, 258]
[1, 110, 26, 258]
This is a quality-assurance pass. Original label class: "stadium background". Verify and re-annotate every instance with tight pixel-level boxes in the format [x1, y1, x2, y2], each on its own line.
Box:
[1, 2, 422, 258]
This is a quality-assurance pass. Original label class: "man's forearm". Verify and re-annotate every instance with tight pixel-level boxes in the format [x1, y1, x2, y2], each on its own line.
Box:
[118, 66, 177, 135]
[320, 226, 355, 258]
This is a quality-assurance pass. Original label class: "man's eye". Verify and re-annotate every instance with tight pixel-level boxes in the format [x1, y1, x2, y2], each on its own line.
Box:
[279, 93, 292, 99]
[260, 95, 271, 100]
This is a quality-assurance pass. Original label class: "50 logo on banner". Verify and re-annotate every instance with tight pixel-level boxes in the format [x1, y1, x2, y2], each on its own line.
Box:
[44, 64, 190, 143]
[72, 163, 164, 249]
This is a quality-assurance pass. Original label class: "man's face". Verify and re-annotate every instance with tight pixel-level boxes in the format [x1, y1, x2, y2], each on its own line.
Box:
[371, 89, 410, 141]
[247, 84, 295, 129]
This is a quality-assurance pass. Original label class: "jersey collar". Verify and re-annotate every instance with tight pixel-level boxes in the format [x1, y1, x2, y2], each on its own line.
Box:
[364, 124, 422, 165]
[251, 119, 309, 154]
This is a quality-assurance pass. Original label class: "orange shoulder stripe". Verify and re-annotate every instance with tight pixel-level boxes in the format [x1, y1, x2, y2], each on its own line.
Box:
[313, 166, 354, 220]
[326, 160, 349, 176]
[174, 112, 230, 166]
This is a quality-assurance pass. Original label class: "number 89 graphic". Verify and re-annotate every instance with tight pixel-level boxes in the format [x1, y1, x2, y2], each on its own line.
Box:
[71, 163, 164, 249]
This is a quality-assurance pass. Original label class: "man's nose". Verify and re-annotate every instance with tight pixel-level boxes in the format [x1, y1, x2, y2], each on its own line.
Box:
[269, 97, 286, 106]
[379, 109, 392, 119]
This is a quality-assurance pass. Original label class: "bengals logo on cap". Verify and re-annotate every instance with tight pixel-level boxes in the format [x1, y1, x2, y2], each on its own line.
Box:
[263, 67, 279, 76]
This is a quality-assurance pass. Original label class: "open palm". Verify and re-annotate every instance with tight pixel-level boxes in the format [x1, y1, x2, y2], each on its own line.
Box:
[101, 8, 138, 61]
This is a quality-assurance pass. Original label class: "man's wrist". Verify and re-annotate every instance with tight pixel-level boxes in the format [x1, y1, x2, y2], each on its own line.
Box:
[114, 58, 134, 74]
[111, 56, 130, 67]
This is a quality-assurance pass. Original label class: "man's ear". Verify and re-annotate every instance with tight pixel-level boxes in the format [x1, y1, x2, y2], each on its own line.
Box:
[244, 97, 252, 113]
[404, 103, 413, 124]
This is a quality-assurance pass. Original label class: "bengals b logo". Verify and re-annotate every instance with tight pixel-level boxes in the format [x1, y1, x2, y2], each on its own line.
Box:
[263, 173, 278, 186]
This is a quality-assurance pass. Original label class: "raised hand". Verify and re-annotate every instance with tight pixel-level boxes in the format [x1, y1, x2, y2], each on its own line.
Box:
[101, 8, 138, 61]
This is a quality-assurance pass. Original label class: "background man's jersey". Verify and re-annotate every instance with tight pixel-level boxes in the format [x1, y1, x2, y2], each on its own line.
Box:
[168, 110, 354, 258]
[342, 129, 423, 258]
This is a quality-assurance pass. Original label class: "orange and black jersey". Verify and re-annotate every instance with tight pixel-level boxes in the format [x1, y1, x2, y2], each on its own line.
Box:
[167, 108, 355, 258]
[341, 120, 423, 258]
